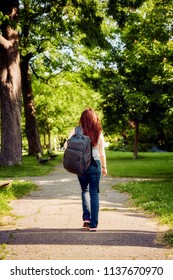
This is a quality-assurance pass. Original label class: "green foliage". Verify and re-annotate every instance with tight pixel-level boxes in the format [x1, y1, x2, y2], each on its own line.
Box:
[0, 11, 9, 25]
[18, 0, 108, 149]
[70, 0, 107, 48]
[19, 0, 68, 57]
[97, 0, 173, 153]
[19, 0, 106, 59]
[107, 0, 146, 27]
[33, 71, 102, 146]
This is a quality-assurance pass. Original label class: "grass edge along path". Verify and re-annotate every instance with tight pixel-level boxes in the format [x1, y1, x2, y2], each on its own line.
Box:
[0, 181, 38, 224]
[113, 180, 173, 246]
[106, 151, 173, 246]
[0, 181, 38, 260]
[0, 154, 61, 222]
[0, 154, 62, 259]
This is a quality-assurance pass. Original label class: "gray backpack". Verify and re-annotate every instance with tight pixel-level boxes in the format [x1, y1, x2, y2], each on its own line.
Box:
[63, 126, 92, 176]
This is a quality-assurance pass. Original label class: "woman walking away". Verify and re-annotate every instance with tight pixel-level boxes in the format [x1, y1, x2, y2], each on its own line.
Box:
[65, 108, 107, 232]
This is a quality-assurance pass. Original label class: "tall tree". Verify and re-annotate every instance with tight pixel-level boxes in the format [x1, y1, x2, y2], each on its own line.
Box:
[0, 0, 22, 165]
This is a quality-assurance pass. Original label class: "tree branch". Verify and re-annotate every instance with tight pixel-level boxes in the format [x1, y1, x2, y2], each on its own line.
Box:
[30, 64, 48, 83]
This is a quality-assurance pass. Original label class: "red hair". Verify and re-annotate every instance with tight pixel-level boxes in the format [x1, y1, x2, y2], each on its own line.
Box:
[79, 108, 102, 146]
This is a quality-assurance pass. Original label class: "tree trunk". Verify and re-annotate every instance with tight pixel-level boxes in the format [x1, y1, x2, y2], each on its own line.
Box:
[20, 56, 42, 155]
[133, 121, 139, 160]
[0, 1, 22, 166]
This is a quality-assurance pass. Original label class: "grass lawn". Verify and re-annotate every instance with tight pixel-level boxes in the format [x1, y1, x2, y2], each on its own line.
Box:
[106, 151, 173, 178]
[0, 153, 63, 178]
[106, 150, 173, 245]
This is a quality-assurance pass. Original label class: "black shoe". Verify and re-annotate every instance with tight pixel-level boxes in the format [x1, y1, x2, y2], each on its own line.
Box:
[82, 222, 90, 229]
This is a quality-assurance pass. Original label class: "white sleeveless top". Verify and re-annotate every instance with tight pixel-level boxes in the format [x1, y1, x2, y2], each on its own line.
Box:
[92, 135, 101, 160]
[92, 146, 100, 160]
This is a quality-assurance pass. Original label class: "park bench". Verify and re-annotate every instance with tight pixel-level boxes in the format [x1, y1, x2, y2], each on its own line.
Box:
[47, 150, 58, 159]
[36, 152, 50, 164]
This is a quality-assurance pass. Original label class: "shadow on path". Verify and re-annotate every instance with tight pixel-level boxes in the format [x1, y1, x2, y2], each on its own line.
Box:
[0, 228, 163, 248]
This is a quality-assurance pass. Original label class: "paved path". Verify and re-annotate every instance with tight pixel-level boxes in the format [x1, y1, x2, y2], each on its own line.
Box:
[0, 164, 173, 260]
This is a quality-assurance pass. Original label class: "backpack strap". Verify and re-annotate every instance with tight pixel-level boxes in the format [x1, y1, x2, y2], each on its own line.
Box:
[75, 126, 82, 134]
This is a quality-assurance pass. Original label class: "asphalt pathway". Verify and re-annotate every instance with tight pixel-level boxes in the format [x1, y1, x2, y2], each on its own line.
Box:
[0, 163, 173, 260]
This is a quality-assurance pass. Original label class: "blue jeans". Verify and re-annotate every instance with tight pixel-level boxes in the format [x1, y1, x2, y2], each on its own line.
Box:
[77, 160, 101, 228]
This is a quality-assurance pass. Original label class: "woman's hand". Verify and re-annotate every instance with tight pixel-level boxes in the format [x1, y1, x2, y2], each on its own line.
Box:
[102, 166, 107, 176]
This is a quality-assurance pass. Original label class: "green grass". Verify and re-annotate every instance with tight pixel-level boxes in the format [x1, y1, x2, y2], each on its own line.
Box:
[107, 150, 173, 178]
[0, 153, 63, 178]
[0, 181, 38, 220]
[113, 180, 173, 227]
[0, 243, 8, 260]
[107, 150, 173, 245]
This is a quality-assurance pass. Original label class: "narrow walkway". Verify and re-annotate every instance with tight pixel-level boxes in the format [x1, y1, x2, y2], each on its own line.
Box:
[0, 164, 172, 260]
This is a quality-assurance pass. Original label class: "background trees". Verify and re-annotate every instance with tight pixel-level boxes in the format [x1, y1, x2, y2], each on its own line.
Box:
[97, 0, 173, 158]
[1, 0, 173, 164]
[19, 0, 106, 155]
[33, 70, 101, 150]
